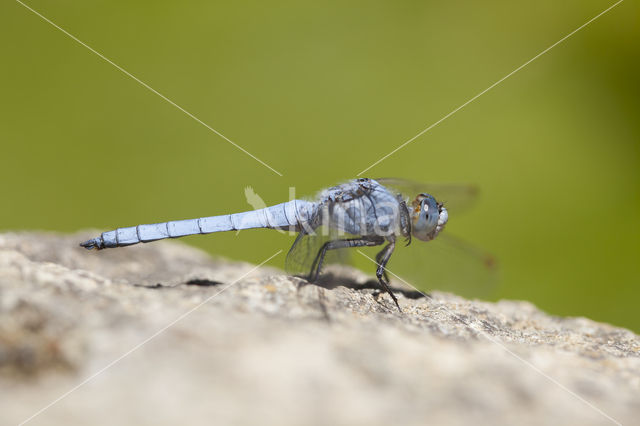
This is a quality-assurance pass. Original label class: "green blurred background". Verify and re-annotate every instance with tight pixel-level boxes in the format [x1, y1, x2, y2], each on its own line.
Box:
[1, 1, 638, 330]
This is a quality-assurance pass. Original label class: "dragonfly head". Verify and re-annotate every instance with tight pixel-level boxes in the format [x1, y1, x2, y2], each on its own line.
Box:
[411, 193, 448, 241]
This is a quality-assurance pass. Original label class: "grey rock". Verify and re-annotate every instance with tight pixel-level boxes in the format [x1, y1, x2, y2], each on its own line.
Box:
[0, 232, 638, 426]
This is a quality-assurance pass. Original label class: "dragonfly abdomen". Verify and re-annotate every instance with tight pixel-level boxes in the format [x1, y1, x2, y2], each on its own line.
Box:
[80, 200, 315, 250]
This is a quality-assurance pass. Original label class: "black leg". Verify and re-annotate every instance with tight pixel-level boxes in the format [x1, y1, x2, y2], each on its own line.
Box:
[398, 199, 412, 246]
[375, 239, 401, 312]
[309, 236, 384, 283]
[375, 249, 390, 283]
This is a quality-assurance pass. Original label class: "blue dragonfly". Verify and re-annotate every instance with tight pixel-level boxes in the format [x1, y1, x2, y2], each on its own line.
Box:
[81, 178, 492, 311]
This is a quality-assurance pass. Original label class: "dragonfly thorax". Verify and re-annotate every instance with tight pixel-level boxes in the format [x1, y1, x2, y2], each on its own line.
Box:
[411, 193, 448, 241]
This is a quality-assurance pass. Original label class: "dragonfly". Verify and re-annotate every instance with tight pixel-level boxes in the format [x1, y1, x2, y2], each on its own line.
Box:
[81, 178, 490, 311]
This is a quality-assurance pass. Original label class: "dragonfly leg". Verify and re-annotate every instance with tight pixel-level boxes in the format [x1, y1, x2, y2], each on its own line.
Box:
[375, 249, 390, 283]
[375, 239, 401, 312]
[308, 236, 384, 283]
[398, 199, 412, 246]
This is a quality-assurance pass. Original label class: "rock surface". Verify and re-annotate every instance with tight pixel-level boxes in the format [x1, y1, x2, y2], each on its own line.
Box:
[0, 232, 638, 426]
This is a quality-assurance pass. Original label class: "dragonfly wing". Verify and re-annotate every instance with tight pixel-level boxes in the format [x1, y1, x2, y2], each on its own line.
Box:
[285, 226, 353, 277]
[285, 231, 320, 276]
[372, 232, 499, 299]
[376, 178, 479, 214]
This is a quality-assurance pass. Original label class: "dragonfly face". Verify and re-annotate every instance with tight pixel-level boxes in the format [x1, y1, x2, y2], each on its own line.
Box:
[411, 193, 448, 242]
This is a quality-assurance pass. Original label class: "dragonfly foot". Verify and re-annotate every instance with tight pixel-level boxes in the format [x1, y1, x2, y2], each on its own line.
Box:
[388, 291, 402, 313]
[374, 280, 402, 313]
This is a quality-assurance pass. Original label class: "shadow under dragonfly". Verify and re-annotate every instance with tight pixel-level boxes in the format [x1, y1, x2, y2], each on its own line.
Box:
[296, 272, 427, 300]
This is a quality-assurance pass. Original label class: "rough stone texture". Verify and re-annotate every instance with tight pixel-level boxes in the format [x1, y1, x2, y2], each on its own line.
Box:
[0, 232, 638, 426]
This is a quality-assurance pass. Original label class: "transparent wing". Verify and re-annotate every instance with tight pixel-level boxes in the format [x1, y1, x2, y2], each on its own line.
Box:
[376, 178, 479, 214]
[359, 232, 499, 299]
[285, 226, 353, 276]
[285, 230, 327, 276]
